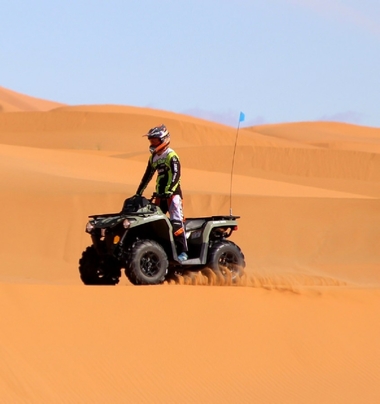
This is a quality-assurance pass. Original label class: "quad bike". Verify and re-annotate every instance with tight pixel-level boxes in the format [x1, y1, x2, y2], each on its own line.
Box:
[79, 195, 245, 285]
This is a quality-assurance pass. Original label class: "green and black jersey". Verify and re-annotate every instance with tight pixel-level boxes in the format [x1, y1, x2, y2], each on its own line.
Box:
[136, 148, 182, 197]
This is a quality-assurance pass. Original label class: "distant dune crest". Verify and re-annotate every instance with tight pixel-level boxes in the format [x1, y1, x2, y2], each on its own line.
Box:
[0, 86, 64, 112]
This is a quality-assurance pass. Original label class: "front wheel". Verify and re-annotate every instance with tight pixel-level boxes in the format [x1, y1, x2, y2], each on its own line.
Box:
[126, 240, 168, 285]
[79, 245, 121, 285]
[207, 241, 245, 282]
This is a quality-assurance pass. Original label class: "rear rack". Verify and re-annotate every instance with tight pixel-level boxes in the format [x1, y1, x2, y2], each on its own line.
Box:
[185, 215, 240, 221]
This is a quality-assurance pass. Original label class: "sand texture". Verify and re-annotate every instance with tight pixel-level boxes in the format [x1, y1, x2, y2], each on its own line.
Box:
[0, 87, 379, 403]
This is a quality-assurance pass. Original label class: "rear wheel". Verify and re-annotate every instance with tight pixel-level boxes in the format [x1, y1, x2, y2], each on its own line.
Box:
[79, 245, 121, 285]
[126, 240, 168, 285]
[207, 241, 245, 282]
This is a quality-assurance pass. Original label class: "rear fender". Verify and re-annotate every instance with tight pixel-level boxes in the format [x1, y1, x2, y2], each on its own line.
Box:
[198, 220, 238, 263]
[201, 220, 238, 241]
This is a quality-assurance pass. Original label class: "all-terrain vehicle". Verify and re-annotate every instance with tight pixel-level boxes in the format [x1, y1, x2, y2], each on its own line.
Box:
[79, 195, 245, 285]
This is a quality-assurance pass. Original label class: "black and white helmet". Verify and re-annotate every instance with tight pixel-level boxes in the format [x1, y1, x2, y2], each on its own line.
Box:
[145, 124, 170, 154]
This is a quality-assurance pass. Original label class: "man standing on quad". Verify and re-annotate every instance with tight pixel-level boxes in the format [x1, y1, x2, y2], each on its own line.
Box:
[136, 124, 188, 262]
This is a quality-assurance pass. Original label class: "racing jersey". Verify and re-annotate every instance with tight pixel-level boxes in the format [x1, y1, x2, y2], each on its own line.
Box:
[136, 148, 182, 197]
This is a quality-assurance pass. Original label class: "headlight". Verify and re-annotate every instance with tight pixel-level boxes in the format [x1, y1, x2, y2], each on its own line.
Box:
[85, 221, 94, 233]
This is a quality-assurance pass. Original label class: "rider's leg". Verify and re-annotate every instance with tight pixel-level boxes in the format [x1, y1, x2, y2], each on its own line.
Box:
[153, 197, 169, 214]
[168, 195, 188, 258]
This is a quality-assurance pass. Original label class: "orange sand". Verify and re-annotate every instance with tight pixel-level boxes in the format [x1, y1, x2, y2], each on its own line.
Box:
[0, 87, 379, 403]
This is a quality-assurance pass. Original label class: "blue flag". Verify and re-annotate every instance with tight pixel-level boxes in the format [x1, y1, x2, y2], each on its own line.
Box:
[239, 112, 245, 123]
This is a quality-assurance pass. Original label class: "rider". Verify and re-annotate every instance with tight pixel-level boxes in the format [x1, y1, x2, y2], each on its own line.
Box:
[135, 124, 188, 262]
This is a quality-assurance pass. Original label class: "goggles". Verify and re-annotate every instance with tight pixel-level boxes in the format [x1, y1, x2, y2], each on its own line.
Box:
[149, 138, 161, 146]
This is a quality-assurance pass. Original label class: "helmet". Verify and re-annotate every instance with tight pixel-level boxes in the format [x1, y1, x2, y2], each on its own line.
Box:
[145, 124, 170, 154]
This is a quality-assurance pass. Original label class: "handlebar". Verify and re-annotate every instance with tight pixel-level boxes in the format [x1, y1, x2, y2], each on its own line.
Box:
[150, 192, 172, 201]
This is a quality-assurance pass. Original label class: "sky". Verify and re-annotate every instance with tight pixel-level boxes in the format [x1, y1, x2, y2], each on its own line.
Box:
[1, 0, 380, 127]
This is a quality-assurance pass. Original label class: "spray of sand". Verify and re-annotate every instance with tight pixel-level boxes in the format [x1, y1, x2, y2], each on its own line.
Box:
[164, 266, 347, 293]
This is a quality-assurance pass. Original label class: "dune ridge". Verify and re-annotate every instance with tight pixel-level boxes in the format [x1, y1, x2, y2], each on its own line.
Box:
[0, 86, 379, 403]
[0, 86, 64, 112]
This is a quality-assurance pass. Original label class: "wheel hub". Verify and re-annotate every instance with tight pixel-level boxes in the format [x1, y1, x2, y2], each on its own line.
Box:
[141, 253, 160, 277]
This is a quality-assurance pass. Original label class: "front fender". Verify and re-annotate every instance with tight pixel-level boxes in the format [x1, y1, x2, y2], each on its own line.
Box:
[121, 217, 177, 260]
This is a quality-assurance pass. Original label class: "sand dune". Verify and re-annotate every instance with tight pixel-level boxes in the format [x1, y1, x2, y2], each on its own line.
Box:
[252, 121, 380, 153]
[0, 86, 64, 112]
[0, 87, 379, 403]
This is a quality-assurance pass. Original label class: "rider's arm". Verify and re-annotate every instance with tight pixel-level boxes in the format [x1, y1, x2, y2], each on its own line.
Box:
[136, 158, 155, 195]
[166, 154, 181, 194]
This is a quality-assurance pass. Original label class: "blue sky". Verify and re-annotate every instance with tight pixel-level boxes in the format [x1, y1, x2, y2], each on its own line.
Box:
[1, 0, 380, 127]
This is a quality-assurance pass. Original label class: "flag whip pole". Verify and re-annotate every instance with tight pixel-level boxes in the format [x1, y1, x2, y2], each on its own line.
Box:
[229, 112, 245, 216]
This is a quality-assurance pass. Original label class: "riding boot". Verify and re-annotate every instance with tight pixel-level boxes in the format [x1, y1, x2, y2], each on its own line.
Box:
[171, 220, 188, 255]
